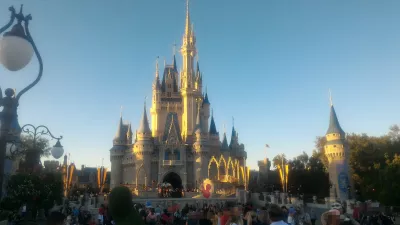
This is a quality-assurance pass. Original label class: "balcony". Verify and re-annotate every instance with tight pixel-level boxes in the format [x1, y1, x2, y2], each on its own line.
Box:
[162, 160, 183, 166]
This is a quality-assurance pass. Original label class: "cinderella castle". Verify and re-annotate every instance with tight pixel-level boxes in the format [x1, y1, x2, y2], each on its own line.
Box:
[109, 1, 248, 195]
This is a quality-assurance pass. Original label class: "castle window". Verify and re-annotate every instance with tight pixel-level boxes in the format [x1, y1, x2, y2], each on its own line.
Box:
[167, 92, 171, 97]
[168, 84, 172, 88]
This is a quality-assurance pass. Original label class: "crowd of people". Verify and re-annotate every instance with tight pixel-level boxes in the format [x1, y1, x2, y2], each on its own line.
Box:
[41, 199, 396, 225]
[132, 202, 323, 225]
[132, 201, 396, 225]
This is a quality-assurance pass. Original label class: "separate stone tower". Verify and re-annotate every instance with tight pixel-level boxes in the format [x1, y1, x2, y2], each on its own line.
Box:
[324, 98, 351, 202]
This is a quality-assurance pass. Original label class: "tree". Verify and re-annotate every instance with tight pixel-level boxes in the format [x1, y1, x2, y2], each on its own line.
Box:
[272, 154, 288, 169]
[343, 125, 400, 204]
[284, 151, 329, 197]
[314, 136, 329, 169]
[388, 125, 400, 142]
[1, 172, 63, 216]
[19, 135, 51, 158]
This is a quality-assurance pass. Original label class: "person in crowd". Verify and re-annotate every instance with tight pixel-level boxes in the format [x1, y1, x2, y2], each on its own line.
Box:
[46, 211, 67, 225]
[216, 210, 223, 225]
[21, 203, 27, 220]
[294, 205, 311, 225]
[174, 208, 182, 225]
[244, 210, 257, 225]
[281, 207, 289, 223]
[287, 207, 296, 225]
[255, 210, 270, 225]
[199, 211, 213, 225]
[229, 215, 241, 225]
[98, 204, 105, 225]
[268, 204, 287, 225]
[161, 209, 172, 225]
[147, 208, 158, 225]
[156, 205, 163, 220]
[310, 209, 317, 225]
[220, 208, 231, 225]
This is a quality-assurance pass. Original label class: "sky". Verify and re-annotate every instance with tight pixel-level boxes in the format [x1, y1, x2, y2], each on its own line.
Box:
[1, 0, 400, 171]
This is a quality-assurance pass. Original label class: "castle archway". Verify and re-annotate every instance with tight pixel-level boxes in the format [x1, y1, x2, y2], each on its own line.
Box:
[162, 172, 183, 198]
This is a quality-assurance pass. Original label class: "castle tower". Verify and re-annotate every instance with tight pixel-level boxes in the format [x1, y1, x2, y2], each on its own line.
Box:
[151, 58, 161, 137]
[134, 102, 154, 188]
[110, 115, 128, 188]
[193, 103, 209, 184]
[181, 0, 201, 140]
[324, 98, 351, 202]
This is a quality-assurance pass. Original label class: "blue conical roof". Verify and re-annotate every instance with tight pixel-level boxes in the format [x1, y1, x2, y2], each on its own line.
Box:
[326, 105, 345, 135]
[173, 55, 177, 71]
[203, 92, 210, 105]
[221, 132, 229, 151]
[209, 114, 218, 135]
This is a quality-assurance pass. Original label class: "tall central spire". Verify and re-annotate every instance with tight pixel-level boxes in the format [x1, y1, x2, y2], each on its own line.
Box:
[185, 0, 191, 37]
[181, 0, 198, 139]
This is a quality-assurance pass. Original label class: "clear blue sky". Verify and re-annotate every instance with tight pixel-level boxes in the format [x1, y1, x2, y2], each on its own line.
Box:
[1, 0, 399, 170]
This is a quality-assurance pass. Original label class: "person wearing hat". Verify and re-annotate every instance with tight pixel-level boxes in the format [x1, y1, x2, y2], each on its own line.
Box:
[320, 203, 359, 225]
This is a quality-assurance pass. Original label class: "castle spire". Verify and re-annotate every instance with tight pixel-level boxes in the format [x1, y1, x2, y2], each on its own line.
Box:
[203, 87, 210, 105]
[184, 0, 191, 38]
[326, 90, 345, 135]
[221, 124, 229, 150]
[209, 109, 218, 135]
[138, 98, 151, 134]
[326, 104, 345, 135]
[155, 56, 159, 79]
[113, 111, 125, 144]
[172, 42, 178, 71]
[153, 57, 161, 89]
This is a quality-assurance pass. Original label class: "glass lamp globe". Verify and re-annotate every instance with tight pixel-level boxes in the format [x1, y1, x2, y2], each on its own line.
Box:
[5, 143, 18, 157]
[51, 140, 64, 159]
[0, 27, 34, 71]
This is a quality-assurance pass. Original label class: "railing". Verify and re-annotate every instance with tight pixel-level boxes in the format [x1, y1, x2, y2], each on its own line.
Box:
[163, 160, 183, 166]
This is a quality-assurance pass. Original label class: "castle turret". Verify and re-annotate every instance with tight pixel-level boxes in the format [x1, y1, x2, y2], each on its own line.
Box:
[110, 115, 128, 188]
[113, 116, 127, 145]
[134, 102, 154, 187]
[193, 104, 209, 182]
[324, 98, 351, 202]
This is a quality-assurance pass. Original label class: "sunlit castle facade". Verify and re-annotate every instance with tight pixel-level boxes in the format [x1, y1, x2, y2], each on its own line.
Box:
[109, 2, 248, 194]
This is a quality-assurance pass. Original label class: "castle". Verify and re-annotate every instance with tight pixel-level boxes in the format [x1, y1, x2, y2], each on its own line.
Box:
[109, 1, 248, 194]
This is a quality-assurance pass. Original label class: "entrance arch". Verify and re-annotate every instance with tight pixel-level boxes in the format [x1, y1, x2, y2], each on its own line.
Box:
[162, 172, 183, 198]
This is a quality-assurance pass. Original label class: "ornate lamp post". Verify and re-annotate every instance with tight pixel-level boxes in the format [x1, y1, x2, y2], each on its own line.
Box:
[8, 124, 64, 171]
[0, 5, 45, 197]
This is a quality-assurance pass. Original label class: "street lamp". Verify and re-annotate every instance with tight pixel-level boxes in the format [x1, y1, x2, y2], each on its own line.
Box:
[5, 124, 64, 171]
[0, 5, 44, 197]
